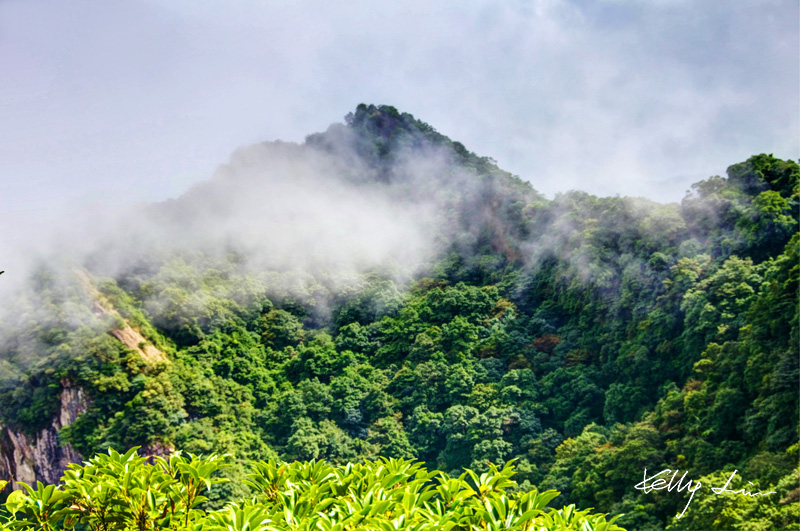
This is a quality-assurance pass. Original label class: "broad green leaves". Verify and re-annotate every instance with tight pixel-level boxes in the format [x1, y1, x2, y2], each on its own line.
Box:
[1, 451, 624, 531]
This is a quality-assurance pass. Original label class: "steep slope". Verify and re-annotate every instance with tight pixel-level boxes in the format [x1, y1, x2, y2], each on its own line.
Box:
[76, 269, 168, 366]
[0, 270, 171, 488]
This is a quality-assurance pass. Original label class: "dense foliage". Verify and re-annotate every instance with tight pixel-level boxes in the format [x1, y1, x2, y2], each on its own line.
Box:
[1, 105, 797, 529]
[0, 448, 624, 530]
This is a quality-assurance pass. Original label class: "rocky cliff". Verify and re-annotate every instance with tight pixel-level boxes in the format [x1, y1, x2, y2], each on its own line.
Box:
[0, 381, 87, 489]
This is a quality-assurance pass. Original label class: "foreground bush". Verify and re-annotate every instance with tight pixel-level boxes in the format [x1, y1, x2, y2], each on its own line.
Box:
[0, 448, 624, 530]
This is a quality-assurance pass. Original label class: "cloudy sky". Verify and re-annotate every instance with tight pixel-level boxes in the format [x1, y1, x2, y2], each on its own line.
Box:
[1, 0, 797, 242]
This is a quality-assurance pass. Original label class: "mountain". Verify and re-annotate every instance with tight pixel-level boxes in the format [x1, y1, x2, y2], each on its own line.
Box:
[0, 104, 797, 529]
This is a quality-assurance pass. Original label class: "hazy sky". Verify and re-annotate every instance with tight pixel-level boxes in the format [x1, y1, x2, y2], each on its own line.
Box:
[1, 0, 798, 242]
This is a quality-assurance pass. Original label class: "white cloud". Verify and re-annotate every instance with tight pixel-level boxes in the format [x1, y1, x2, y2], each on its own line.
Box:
[0, 0, 796, 245]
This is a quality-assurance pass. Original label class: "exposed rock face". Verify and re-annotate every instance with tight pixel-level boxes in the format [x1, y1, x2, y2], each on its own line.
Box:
[77, 268, 168, 365]
[140, 440, 175, 465]
[0, 381, 87, 489]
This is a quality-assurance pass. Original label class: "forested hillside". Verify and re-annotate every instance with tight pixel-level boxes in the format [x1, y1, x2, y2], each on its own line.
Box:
[1, 105, 797, 529]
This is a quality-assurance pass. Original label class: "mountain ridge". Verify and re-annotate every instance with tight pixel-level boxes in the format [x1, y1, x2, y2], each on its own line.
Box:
[0, 104, 797, 529]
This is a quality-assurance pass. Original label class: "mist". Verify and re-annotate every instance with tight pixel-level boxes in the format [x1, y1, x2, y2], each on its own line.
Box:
[0, 121, 492, 351]
[0, 103, 785, 376]
[0, 134, 684, 315]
